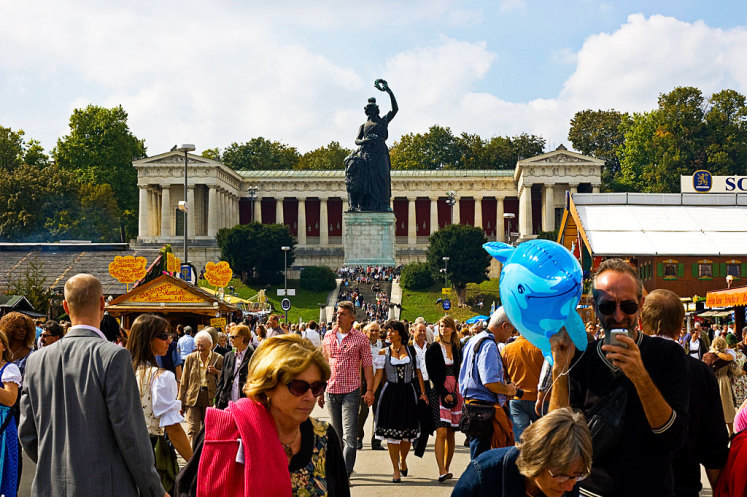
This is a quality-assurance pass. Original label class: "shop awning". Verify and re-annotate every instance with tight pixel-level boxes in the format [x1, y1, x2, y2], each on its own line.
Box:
[706, 286, 747, 308]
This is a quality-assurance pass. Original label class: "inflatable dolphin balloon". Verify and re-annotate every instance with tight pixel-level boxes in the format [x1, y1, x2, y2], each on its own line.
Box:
[484, 240, 587, 364]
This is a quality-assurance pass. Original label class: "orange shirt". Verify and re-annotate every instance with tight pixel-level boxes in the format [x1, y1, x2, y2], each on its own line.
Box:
[501, 335, 544, 401]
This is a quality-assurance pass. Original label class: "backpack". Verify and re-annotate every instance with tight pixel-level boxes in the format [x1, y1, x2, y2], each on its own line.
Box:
[196, 399, 292, 497]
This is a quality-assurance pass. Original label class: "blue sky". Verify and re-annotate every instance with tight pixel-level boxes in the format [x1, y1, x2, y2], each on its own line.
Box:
[1, 1, 746, 156]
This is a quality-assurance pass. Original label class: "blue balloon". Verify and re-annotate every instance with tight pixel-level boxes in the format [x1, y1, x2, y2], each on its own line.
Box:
[484, 240, 587, 364]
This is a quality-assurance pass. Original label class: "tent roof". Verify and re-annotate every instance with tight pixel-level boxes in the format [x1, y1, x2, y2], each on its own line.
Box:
[570, 193, 747, 256]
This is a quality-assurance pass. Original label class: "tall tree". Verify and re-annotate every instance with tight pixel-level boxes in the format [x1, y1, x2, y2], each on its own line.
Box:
[53, 105, 146, 240]
[426, 224, 491, 305]
[222, 138, 299, 170]
[0, 126, 47, 171]
[216, 223, 295, 284]
[705, 89, 747, 176]
[390, 125, 462, 170]
[568, 109, 628, 190]
[296, 141, 352, 170]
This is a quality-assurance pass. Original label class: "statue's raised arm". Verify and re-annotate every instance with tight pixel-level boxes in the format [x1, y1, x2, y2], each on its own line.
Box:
[375, 79, 398, 121]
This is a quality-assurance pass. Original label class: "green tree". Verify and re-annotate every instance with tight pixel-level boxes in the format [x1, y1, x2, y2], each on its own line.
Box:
[201, 148, 221, 161]
[512, 133, 546, 163]
[217, 223, 295, 284]
[300, 266, 337, 291]
[568, 109, 629, 190]
[705, 89, 747, 176]
[0, 126, 48, 172]
[222, 138, 300, 170]
[390, 125, 462, 170]
[296, 141, 351, 170]
[53, 105, 147, 240]
[6, 257, 52, 314]
[426, 224, 491, 305]
[400, 262, 434, 290]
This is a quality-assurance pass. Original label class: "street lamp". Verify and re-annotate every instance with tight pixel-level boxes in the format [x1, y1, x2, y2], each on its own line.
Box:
[442, 256, 450, 287]
[176, 144, 195, 268]
[247, 185, 258, 222]
[503, 212, 516, 244]
[281, 245, 291, 322]
[445, 191, 457, 224]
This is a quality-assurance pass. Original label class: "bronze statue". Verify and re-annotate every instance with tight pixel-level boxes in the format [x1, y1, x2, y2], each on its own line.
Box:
[345, 79, 398, 212]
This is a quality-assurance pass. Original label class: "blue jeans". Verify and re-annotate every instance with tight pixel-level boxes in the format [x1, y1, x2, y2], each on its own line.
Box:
[469, 435, 492, 460]
[326, 388, 360, 474]
[509, 399, 541, 441]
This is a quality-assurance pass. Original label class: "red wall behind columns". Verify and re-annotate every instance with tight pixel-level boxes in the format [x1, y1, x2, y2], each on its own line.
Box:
[283, 198, 298, 236]
[482, 197, 497, 237]
[503, 197, 519, 237]
[460, 198, 474, 226]
[393, 198, 408, 236]
[415, 198, 430, 236]
[306, 199, 320, 237]
[328, 198, 343, 236]
[261, 198, 276, 224]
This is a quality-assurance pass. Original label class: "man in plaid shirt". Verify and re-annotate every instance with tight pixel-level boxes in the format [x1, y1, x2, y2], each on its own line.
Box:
[319, 301, 374, 476]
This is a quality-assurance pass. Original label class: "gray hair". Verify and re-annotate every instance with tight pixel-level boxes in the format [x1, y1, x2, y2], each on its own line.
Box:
[194, 330, 213, 345]
[488, 306, 509, 330]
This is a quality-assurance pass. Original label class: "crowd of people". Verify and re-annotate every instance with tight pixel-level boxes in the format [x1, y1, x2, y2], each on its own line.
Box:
[3, 259, 747, 496]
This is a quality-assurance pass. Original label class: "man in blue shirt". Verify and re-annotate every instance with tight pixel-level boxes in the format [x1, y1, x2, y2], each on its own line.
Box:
[177, 325, 195, 361]
[459, 307, 517, 459]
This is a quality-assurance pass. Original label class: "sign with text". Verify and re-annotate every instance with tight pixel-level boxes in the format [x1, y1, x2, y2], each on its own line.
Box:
[204, 261, 233, 288]
[681, 172, 747, 193]
[130, 281, 206, 303]
[210, 317, 226, 329]
[108, 256, 148, 284]
[441, 288, 451, 295]
[706, 289, 747, 308]
[442, 299, 451, 311]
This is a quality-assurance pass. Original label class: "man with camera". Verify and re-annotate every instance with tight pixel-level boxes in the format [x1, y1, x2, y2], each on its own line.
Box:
[458, 307, 518, 460]
[549, 259, 688, 497]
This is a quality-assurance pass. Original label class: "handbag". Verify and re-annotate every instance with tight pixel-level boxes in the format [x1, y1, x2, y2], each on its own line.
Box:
[459, 402, 495, 439]
[586, 383, 627, 461]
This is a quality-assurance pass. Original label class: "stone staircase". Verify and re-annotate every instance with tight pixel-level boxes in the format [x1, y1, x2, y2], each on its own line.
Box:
[349, 280, 392, 322]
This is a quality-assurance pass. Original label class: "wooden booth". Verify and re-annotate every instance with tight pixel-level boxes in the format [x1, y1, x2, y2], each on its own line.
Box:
[706, 285, 747, 340]
[106, 274, 239, 331]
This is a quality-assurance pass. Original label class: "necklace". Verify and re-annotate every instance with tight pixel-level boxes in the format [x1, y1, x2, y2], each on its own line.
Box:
[392, 344, 402, 355]
[280, 429, 300, 457]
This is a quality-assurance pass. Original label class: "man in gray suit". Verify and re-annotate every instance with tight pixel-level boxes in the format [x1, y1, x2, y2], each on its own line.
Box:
[19, 274, 168, 497]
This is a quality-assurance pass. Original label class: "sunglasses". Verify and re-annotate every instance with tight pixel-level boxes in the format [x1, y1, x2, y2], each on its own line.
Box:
[154, 332, 170, 341]
[287, 380, 327, 397]
[596, 299, 638, 315]
[40, 333, 53, 339]
[548, 468, 589, 483]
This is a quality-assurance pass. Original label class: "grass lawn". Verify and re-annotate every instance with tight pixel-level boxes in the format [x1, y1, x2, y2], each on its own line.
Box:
[400, 278, 501, 324]
[199, 278, 332, 324]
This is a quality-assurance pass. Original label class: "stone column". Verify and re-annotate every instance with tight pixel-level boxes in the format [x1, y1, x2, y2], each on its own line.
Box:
[149, 189, 158, 236]
[160, 185, 171, 237]
[474, 197, 483, 231]
[138, 186, 149, 238]
[519, 183, 532, 238]
[276, 198, 284, 225]
[570, 183, 579, 194]
[320, 197, 329, 246]
[496, 196, 505, 242]
[207, 186, 218, 237]
[187, 186, 196, 237]
[253, 197, 261, 223]
[430, 196, 439, 234]
[592, 184, 601, 194]
[297, 199, 307, 245]
[543, 185, 555, 232]
[407, 197, 417, 245]
[452, 197, 461, 225]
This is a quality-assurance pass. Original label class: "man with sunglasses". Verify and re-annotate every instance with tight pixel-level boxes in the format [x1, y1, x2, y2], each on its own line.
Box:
[39, 320, 64, 347]
[549, 258, 688, 497]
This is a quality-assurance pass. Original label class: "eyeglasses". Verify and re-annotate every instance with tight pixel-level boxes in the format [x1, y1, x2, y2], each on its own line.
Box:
[40, 333, 53, 339]
[596, 299, 638, 315]
[547, 468, 589, 483]
[287, 380, 327, 397]
[154, 332, 170, 341]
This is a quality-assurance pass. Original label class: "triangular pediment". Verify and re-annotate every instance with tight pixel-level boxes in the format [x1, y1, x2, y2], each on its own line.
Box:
[133, 150, 217, 166]
[518, 148, 603, 166]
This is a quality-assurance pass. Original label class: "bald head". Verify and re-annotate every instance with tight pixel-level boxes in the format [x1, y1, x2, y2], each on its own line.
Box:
[63, 274, 105, 325]
[640, 289, 684, 339]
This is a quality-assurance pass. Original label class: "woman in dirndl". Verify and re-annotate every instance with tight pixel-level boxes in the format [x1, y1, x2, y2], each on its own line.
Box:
[372, 320, 427, 483]
[425, 315, 463, 483]
[0, 330, 21, 497]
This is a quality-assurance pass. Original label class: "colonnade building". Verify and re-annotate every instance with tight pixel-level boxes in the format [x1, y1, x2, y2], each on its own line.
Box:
[133, 145, 603, 269]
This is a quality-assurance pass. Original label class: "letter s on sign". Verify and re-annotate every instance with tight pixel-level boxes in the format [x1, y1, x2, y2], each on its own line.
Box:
[726, 177, 735, 191]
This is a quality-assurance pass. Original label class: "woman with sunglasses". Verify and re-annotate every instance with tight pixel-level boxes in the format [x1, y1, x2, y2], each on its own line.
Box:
[175, 334, 349, 496]
[453, 407, 592, 497]
[127, 314, 193, 494]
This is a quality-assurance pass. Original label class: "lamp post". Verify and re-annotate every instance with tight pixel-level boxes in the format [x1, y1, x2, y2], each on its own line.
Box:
[503, 212, 516, 244]
[442, 256, 450, 287]
[281, 245, 291, 322]
[248, 185, 258, 222]
[176, 144, 195, 267]
[445, 191, 457, 224]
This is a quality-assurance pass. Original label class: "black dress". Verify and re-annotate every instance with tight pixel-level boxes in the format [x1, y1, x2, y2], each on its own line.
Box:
[374, 346, 421, 442]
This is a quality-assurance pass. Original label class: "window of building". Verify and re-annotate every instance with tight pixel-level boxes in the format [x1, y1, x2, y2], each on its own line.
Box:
[727, 264, 741, 278]
[664, 264, 677, 277]
[698, 264, 713, 278]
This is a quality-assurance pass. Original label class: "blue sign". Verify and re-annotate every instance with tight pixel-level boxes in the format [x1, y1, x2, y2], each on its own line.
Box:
[442, 299, 451, 311]
[693, 170, 712, 193]
[281, 298, 292, 311]
[180, 265, 194, 284]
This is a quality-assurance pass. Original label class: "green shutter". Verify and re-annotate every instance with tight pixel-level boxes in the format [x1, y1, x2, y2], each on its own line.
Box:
[713, 263, 719, 278]
[678, 263, 684, 278]
[721, 263, 727, 277]
[742, 263, 747, 278]
[656, 263, 664, 277]
[692, 263, 698, 278]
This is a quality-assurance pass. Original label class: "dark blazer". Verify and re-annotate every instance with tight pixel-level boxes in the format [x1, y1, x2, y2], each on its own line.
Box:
[215, 346, 254, 409]
[19, 327, 165, 497]
[425, 341, 463, 399]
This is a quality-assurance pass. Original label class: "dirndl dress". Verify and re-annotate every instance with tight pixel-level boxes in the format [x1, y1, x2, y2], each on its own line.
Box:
[430, 362, 464, 429]
[374, 347, 420, 444]
[0, 362, 21, 497]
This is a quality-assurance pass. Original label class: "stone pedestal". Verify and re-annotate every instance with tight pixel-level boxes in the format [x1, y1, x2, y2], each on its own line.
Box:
[343, 211, 396, 266]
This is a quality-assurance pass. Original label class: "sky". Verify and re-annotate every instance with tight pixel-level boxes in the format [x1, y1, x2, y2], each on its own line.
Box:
[1, 1, 746, 157]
